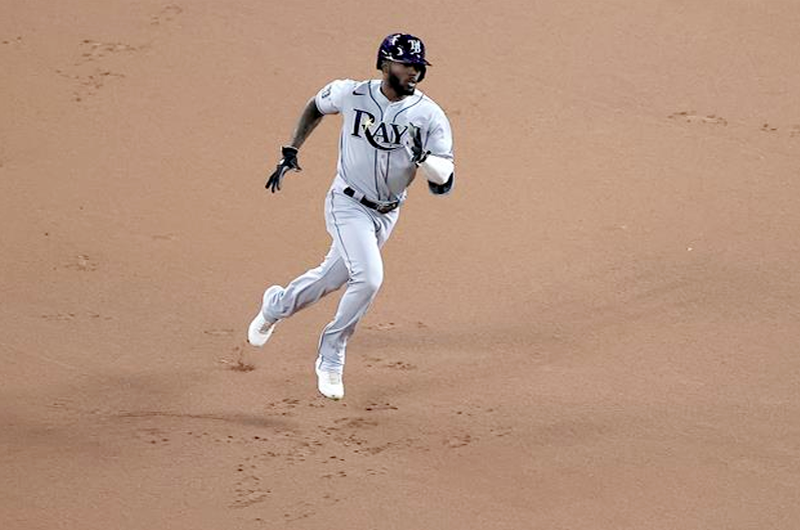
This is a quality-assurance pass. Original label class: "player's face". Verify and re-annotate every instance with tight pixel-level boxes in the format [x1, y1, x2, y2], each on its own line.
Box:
[387, 62, 422, 96]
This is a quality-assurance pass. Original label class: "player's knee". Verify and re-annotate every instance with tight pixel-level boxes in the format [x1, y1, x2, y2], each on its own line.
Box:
[360, 267, 383, 294]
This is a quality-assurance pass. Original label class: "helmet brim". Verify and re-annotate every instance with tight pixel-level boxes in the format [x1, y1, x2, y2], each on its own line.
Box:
[382, 58, 432, 67]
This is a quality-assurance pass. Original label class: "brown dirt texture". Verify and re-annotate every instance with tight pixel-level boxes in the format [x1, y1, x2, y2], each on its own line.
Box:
[2, 1, 800, 529]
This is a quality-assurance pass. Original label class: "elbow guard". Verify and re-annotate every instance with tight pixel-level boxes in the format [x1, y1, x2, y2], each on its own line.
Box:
[419, 155, 454, 185]
[428, 172, 454, 195]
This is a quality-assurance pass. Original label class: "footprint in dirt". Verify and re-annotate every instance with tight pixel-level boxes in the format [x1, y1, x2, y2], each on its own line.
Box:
[41, 311, 112, 322]
[41, 313, 77, 322]
[365, 322, 396, 331]
[365, 321, 428, 331]
[364, 355, 416, 370]
[204, 328, 234, 337]
[321, 493, 340, 505]
[354, 437, 421, 456]
[384, 360, 416, 370]
[265, 398, 304, 416]
[759, 123, 800, 137]
[135, 427, 170, 445]
[283, 501, 315, 522]
[444, 433, 473, 448]
[363, 354, 383, 368]
[354, 444, 389, 456]
[151, 4, 183, 25]
[55, 69, 126, 102]
[364, 402, 398, 412]
[332, 416, 379, 429]
[75, 40, 140, 65]
[668, 111, 728, 126]
[218, 345, 256, 372]
[1, 36, 23, 47]
[231, 474, 270, 508]
[490, 426, 513, 438]
[61, 253, 99, 271]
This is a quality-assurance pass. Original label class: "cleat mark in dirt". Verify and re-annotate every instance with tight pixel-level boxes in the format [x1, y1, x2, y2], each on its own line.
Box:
[61, 253, 99, 271]
[231, 474, 270, 508]
[444, 433, 473, 448]
[667, 111, 728, 126]
[75, 40, 140, 65]
[56, 69, 126, 102]
[151, 4, 184, 26]
[217, 345, 256, 372]
[364, 402, 398, 411]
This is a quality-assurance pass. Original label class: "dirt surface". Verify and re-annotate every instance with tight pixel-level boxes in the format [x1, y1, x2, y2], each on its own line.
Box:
[2, 1, 800, 528]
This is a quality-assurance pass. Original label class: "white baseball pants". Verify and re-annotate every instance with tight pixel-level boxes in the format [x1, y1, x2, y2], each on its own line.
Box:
[261, 180, 399, 373]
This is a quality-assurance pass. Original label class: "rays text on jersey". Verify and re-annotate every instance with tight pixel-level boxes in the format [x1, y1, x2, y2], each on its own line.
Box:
[351, 109, 409, 151]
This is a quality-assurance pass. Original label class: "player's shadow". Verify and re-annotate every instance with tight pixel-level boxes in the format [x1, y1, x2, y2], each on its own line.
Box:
[6, 370, 297, 456]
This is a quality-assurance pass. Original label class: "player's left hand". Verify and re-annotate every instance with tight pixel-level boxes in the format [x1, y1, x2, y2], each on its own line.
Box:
[405, 124, 430, 166]
[266, 146, 302, 193]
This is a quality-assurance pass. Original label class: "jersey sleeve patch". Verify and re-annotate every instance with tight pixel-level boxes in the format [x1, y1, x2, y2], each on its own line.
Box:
[314, 79, 357, 115]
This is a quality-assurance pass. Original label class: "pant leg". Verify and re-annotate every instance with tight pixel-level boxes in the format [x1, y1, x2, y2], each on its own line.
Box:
[261, 188, 354, 321]
[316, 190, 398, 373]
[261, 243, 349, 322]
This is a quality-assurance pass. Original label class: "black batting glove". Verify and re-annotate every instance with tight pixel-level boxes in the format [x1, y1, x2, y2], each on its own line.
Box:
[407, 124, 430, 166]
[265, 146, 302, 193]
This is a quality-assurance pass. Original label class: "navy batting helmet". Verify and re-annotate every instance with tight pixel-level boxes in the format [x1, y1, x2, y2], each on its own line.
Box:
[376, 33, 431, 80]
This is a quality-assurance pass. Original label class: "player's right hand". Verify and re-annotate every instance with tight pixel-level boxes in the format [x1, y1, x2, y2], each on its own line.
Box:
[265, 146, 302, 193]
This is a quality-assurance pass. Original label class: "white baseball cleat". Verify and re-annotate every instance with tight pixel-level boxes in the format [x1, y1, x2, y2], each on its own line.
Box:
[315, 357, 344, 400]
[247, 286, 281, 347]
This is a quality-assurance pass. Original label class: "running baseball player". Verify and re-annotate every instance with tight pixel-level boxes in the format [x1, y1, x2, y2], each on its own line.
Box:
[248, 33, 455, 400]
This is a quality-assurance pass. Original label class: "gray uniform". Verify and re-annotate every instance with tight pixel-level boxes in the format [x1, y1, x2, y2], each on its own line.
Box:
[262, 78, 454, 373]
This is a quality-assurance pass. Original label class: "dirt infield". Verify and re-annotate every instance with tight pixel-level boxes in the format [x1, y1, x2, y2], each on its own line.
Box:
[2, 1, 799, 528]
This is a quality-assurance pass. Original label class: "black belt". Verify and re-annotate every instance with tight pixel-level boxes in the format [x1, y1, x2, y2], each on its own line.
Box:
[343, 187, 400, 214]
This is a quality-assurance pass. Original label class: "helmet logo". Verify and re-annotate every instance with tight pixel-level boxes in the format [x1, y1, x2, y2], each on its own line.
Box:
[408, 39, 422, 55]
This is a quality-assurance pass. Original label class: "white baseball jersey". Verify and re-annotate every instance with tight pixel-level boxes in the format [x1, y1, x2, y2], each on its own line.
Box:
[314, 79, 454, 203]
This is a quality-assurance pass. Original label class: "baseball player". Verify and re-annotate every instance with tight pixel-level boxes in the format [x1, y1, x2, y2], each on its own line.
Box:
[248, 33, 455, 400]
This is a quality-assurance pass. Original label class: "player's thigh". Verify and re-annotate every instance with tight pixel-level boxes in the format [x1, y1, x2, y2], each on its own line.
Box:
[326, 194, 383, 284]
[316, 242, 349, 293]
[376, 209, 400, 248]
